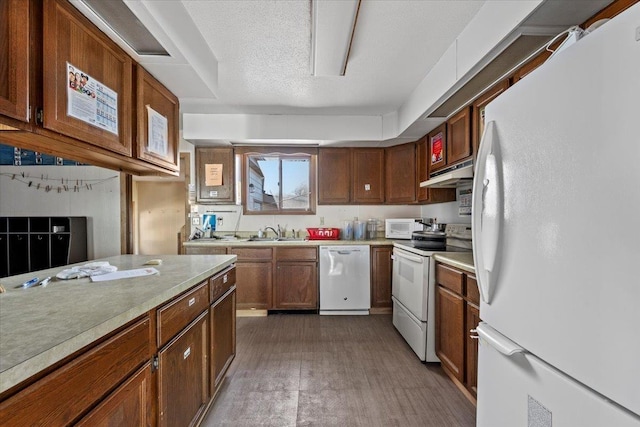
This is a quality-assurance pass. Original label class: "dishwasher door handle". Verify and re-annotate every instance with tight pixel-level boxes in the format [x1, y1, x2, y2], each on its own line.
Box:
[393, 250, 423, 264]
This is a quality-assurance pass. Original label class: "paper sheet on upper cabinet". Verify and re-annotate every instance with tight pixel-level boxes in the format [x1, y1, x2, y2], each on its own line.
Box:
[205, 163, 223, 186]
[146, 105, 168, 157]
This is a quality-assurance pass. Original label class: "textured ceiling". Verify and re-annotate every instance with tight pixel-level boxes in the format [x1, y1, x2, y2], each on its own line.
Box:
[180, 0, 485, 115]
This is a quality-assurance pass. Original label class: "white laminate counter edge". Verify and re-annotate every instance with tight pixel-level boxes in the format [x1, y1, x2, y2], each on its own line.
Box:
[0, 254, 236, 394]
[433, 253, 475, 274]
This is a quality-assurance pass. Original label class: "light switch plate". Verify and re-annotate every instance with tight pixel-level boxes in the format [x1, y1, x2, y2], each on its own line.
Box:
[364, 184, 371, 191]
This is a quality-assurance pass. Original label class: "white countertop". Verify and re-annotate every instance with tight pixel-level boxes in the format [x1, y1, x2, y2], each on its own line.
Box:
[0, 254, 236, 394]
[183, 238, 396, 247]
[433, 252, 475, 274]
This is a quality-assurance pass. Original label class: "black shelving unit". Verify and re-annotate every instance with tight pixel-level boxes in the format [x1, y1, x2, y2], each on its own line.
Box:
[0, 217, 87, 278]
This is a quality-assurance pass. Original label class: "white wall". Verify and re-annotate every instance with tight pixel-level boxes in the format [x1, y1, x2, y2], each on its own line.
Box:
[0, 165, 121, 259]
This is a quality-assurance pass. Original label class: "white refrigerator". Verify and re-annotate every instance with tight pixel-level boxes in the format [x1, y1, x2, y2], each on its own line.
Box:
[472, 3, 640, 426]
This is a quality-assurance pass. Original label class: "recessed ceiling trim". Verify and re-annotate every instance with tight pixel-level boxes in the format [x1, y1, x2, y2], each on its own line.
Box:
[73, 0, 169, 56]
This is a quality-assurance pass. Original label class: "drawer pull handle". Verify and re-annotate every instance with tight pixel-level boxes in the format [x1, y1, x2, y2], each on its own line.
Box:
[183, 347, 191, 359]
[223, 274, 228, 283]
[188, 297, 196, 306]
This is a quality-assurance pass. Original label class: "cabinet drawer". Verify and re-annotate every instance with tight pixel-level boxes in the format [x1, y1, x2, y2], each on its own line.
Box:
[157, 281, 209, 348]
[466, 274, 480, 305]
[230, 247, 273, 261]
[211, 266, 236, 302]
[436, 263, 464, 295]
[0, 317, 150, 426]
[185, 246, 227, 255]
[275, 246, 317, 261]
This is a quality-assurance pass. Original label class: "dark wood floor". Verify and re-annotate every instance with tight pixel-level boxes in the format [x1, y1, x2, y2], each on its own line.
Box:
[201, 314, 476, 427]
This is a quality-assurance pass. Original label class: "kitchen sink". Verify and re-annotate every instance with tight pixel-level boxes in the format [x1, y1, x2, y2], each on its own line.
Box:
[247, 237, 307, 242]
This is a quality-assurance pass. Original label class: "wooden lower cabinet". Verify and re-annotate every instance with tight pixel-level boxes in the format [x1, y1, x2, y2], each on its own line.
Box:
[235, 261, 272, 309]
[435, 286, 465, 381]
[435, 262, 481, 403]
[231, 247, 272, 310]
[158, 311, 208, 427]
[274, 261, 318, 309]
[76, 363, 152, 427]
[210, 288, 236, 394]
[465, 302, 480, 398]
[370, 246, 392, 311]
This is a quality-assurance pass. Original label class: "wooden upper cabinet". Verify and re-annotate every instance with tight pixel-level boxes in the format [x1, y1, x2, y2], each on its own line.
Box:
[196, 147, 235, 203]
[136, 66, 179, 172]
[0, 0, 30, 122]
[385, 142, 417, 204]
[417, 137, 429, 201]
[428, 123, 447, 173]
[318, 148, 351, 204]
[42, 0, 133, 156]
[472, 80, 509, 157]
[352, 148, 385, 204]
[447, 106, 472, 165]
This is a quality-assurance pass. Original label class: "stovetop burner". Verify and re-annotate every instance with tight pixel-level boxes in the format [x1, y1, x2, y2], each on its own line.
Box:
[397, 223, 472, 254]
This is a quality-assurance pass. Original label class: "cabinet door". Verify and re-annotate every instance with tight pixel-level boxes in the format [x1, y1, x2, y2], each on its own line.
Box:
[352, 148, 384, 204]
[385, 143, 417, 204]
[274, 262, 318, 309]
[447, 107, 472, 165]
[417, 138, 457, 204]
[370, 246, 392, 309]
[234, 261, 272, 310]
[76, 363, 152, 427]
[196, 147, 235, 203]
[472, 80, 508, 158]
[465, 302, 480, 399]
[318, 148, 351, 204]
[435, 285, 465, 382]
[210, 289, 236, 395]
[136, 66, 179, 172]
[428, 123, 447, 173]
[184, 246, 228, 255]
[158, 312, 208, 427]
[0, 0, 30, 122]
[42, 0, 133, 156]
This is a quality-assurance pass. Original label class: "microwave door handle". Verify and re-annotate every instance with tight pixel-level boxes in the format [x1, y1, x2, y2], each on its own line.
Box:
[393, 251, 423, 264]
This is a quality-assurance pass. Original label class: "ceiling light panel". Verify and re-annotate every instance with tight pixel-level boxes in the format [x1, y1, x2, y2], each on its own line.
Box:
[311, 0, 360, 76]
[78, 0, 169, 56]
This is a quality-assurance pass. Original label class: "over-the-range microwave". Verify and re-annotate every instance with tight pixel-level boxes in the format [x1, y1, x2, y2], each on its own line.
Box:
[385, 218, 424, 239]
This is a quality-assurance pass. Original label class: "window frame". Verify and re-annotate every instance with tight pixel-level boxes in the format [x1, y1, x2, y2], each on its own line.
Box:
[237, 147, 317, 215]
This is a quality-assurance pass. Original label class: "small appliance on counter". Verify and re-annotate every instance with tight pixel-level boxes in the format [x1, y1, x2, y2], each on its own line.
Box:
[384, 218, 424, 239]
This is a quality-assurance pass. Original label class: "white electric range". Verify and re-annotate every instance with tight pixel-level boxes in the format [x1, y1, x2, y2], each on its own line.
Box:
[391, 224, 472, 362]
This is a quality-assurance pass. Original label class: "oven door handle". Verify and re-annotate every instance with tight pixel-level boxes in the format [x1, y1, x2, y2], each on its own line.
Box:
[392, 251, 423, 264]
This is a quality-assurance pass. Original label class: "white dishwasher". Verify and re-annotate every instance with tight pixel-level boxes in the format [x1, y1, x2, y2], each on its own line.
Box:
[319, 245, 370, 315]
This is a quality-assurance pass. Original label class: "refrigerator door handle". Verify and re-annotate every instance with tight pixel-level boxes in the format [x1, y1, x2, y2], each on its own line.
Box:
[472, 120, 503, 304]
[475, 323, 524, 356]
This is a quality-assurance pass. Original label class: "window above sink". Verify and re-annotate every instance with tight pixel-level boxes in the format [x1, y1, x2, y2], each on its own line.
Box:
[237, 147, 317, 215]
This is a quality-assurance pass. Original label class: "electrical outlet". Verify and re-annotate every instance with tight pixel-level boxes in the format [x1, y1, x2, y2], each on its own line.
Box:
[217, 216, 223, 226]
[364, 184, 371, 191]
[636, 26, 640, 41]
[192, 217, 200, 225]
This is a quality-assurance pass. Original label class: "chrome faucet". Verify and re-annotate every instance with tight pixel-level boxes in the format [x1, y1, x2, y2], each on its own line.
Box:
[264, 226, 280, 238]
